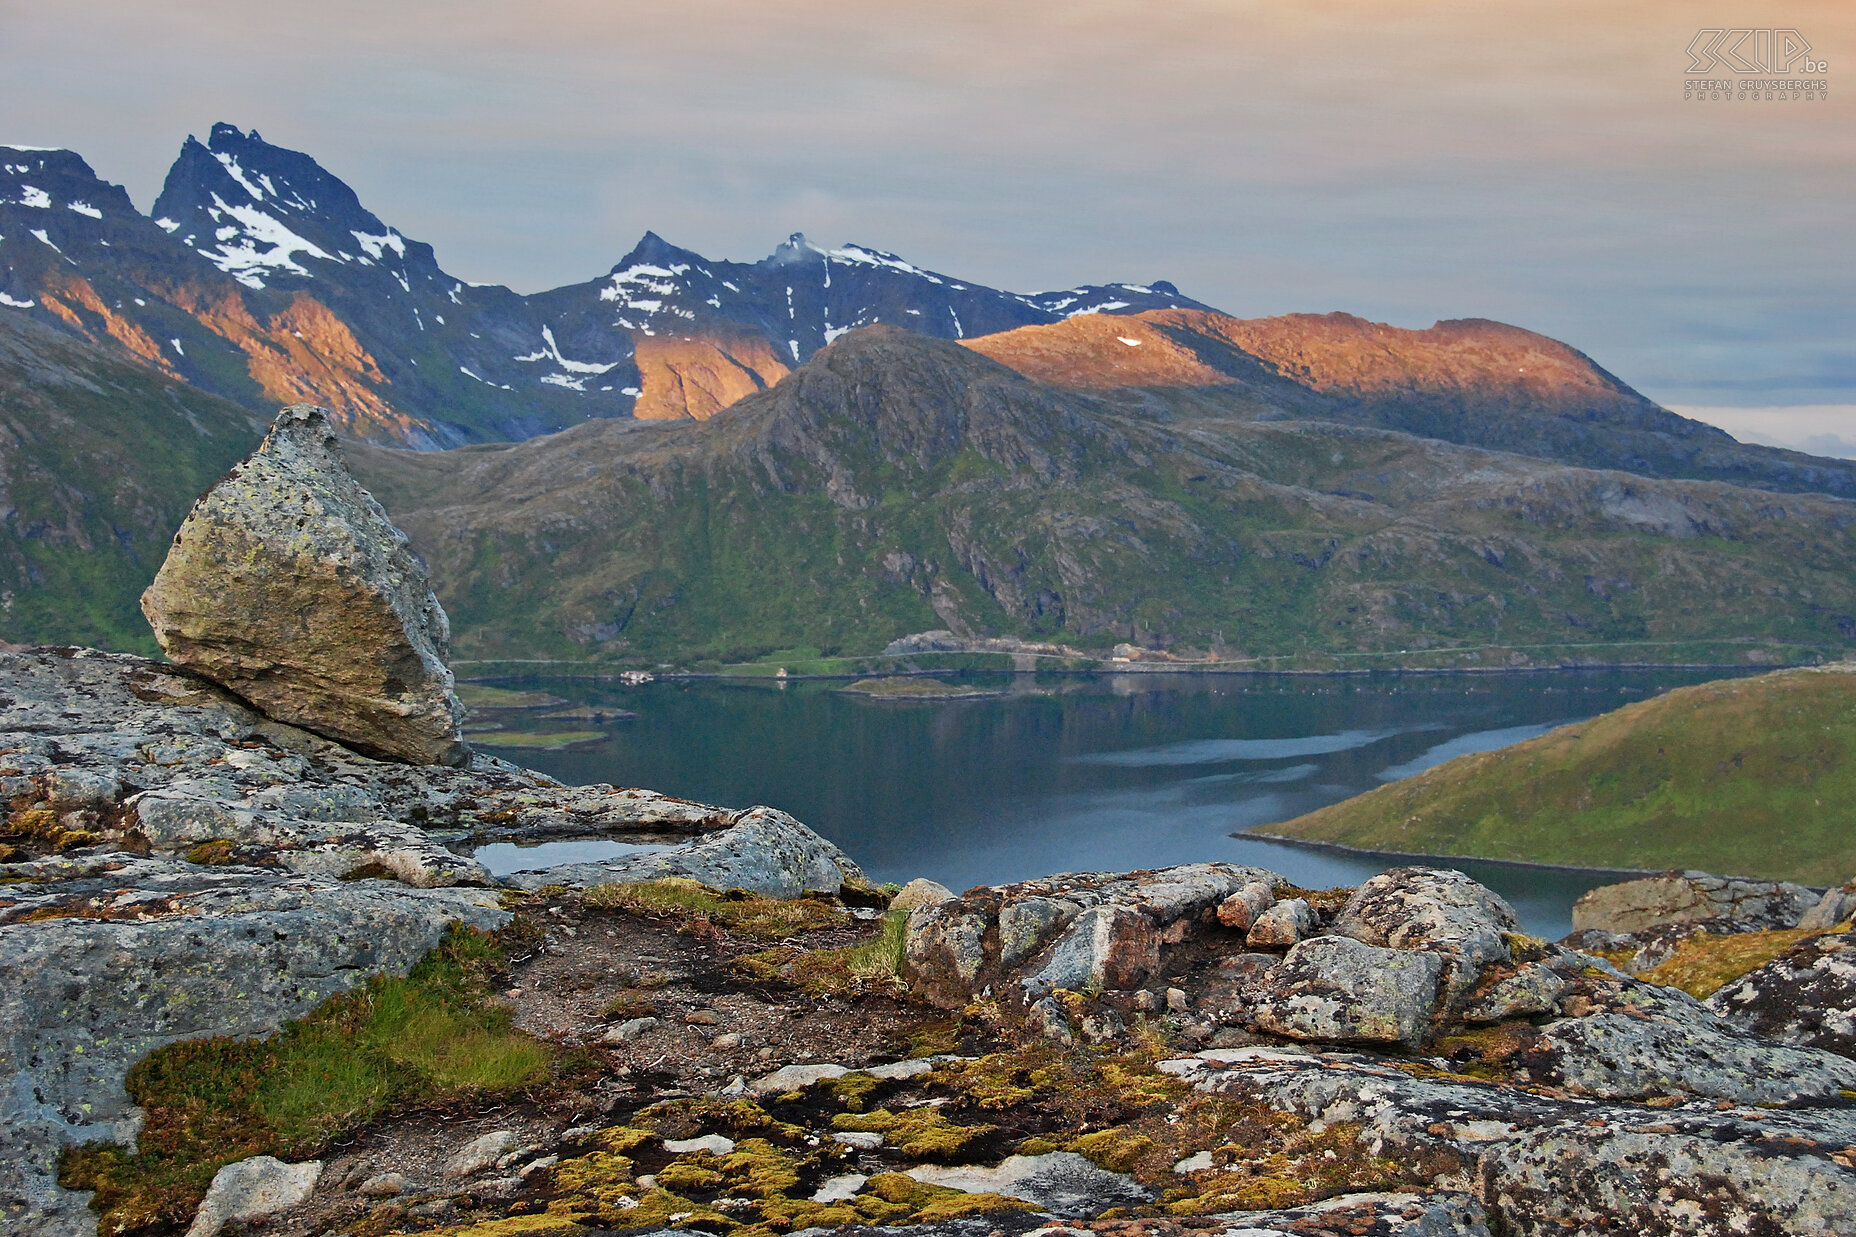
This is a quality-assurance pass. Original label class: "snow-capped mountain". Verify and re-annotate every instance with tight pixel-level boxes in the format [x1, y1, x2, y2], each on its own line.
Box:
[1, 125, 1215, 447]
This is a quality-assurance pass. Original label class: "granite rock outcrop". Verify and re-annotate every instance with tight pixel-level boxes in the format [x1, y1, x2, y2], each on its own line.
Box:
[140, 404, 468, 766]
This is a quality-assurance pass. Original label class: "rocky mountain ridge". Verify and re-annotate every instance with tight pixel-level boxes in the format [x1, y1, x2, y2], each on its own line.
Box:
[0, 126, 1206, 446]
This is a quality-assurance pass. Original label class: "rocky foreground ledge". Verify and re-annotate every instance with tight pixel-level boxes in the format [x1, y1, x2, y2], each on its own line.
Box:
[0, 646, 865, 1235]
[6, 644, 1856, 1237]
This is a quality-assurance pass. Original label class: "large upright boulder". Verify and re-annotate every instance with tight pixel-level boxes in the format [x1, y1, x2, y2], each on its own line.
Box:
[141, 404, 468, 765]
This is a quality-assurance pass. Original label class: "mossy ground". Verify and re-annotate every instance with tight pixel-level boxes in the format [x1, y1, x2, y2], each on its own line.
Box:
[1263, 665, 1856, 884]
[59, 926, 558, 1237]
[1635, 923, 1848, 998]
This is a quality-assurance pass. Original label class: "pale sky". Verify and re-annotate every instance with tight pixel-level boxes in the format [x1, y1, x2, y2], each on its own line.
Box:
[2, 1, 1850, 429]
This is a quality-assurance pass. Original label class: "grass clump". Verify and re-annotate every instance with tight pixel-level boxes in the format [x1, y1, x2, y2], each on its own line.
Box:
[1636, 924, 1840, 997]
[584, 878, 847, 939]
[59, 925, 552, 1237]
[732, 911, 908, 996]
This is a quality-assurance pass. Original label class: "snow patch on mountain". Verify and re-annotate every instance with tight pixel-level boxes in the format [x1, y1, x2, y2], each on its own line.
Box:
[197, 193, 331, 288]
[14, 186, 50, 209]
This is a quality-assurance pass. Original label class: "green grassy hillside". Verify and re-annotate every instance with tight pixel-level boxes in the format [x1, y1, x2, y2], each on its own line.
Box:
[350, 327, 1856, 669]
[0, 314, 263, 653]
[1258, 664, 1856, 884]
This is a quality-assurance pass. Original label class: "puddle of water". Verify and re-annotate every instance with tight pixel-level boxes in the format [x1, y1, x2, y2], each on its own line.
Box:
[470, 838, 672, 875]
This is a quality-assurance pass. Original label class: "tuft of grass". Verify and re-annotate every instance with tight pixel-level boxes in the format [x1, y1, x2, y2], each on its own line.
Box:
[584, 878, 847, 939]
[59, 925, 552, 1237]
[733, 911, 909, 996]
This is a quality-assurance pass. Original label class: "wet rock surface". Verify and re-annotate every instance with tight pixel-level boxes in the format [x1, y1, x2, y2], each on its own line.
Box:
[140, 405, 471, 766]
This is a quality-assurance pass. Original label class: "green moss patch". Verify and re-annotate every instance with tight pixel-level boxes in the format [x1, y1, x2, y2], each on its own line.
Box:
[59, 926, 553, 1237]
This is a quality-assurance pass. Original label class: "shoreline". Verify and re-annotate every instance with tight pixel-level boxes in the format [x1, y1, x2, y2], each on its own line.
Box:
[1238, 828, 1665, 882]
[457, 659, 1802, 685]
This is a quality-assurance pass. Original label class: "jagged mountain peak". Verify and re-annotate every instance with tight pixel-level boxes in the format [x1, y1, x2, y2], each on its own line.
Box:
[152, 124, 425, 291]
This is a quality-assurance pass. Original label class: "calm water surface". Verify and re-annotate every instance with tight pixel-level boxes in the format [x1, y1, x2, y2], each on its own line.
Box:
[490, 669, 1746, 938]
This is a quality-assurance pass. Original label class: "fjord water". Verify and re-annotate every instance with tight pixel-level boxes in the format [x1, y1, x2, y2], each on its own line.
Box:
[501, 669, 1745, 938]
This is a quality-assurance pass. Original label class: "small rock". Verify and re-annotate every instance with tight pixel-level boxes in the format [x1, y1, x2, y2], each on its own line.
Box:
[445, 1130, 517, 1180]
[748, 1063, 849, 1095]
[1081, 1008, 1126, 1043]
[1173, 1150, 1214, 1174]
[357, 1171, 406, 1198]
[1247, 898, 1313, 947]
[685, 1009, 721, 1026]
[184, 1155, 323, 1237]
[1165, 986, 1189, 1013]
[866, 1058, 936, 1080]
[711, 1032, 743, 1050]
[812, 1172, 869, 1202]
[518, 1156, 559, 1179]
[889, 878, 957, 912]
[664, 1134, 736, 1155]
[601, 1016, 660, 1043]
[834, 1131, 885, 1150]
[1217, 881, 1275, 931]
[1027, 995, 1075, 1046]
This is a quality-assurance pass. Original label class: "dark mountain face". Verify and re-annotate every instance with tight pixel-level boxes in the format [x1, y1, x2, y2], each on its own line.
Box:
[347, 327, 1856, 668]
[6, 127, 1211, 448]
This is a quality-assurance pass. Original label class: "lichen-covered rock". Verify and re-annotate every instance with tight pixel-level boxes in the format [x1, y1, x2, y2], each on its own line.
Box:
[900, 863, 1283, 1009]
[1247, 936, 1444, 1045]
[1708, 926, 1856, 1058]
[1335, 866, 1519, 998]
[0, 646, 870, 1235]
[1457, 962, 1568, 1024]
[1160, 1045, 1856, 1236]
[1571, 869, 1817, 934]
[184, 1156, 323, 1237]
[890, 877, 956, 912]
[140, 404, 467, 766]
[0, 858, 507, 1236]
[905, 1152, 1150, 1217]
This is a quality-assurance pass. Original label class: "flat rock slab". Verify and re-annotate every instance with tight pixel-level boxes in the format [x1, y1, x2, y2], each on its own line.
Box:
[141, 404, 468, 766]
[183, 1156, 322, 1237]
